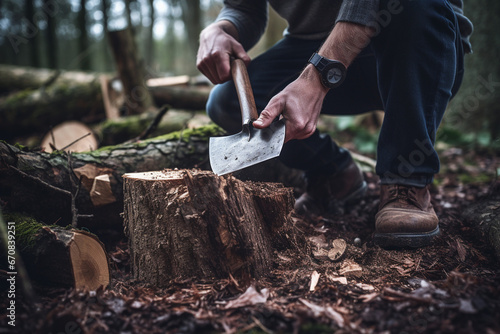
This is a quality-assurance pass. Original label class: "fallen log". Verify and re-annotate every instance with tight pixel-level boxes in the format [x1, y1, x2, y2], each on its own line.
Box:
[0, 68, 104, 140]
[0, 65, 211, 140]
[95, 109, 211, 146]
[0, 126, 221, 231]
[462, 190, 500, 260]
[123, 169, 306, 285]
[2, 213, 109, 290]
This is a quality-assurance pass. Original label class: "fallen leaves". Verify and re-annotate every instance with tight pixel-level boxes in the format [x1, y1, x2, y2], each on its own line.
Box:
[224, 286, 269, 309]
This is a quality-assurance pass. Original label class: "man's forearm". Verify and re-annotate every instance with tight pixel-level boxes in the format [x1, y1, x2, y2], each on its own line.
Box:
[320, 22, 375, 67]
[300, 22, 375, 85]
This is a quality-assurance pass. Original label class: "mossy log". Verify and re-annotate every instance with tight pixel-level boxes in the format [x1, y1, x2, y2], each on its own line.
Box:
[2, 214, 109, 290]
[462, 192, 500, 260]
[0, 68, 104, 140]
[0, 65, 210, 140]
[123, 169, 305, 286]
[0, 126, 222, 231]
[94, 110, 211, 146]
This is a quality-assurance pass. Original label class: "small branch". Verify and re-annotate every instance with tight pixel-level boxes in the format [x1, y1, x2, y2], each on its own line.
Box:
[382, 287, 435, 304]
[136, 105, 170, 140]
[350, 151, 377, 171]
[59, 132, 92, 152]
[8, 165, 72, 198]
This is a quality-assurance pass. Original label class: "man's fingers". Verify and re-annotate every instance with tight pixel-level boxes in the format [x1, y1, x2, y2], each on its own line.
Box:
[253, 96, 284, 129]
[233, 44, 251, 66]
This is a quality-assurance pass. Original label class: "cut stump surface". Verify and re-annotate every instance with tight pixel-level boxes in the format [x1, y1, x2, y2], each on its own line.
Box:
[123, 169, 302, 287]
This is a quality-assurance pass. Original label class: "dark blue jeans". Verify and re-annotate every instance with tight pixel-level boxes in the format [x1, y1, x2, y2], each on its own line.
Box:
[206, 0, 464, 187]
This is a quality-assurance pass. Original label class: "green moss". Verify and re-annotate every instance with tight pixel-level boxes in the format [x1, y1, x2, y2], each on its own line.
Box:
[87, 124, 224, 154]
[3, 213, 75, 251]
[3, 213, 45, 251]
[458, 173, 493, 184]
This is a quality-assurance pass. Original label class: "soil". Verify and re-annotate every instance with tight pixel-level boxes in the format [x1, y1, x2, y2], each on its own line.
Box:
[1, 148, 499, 334]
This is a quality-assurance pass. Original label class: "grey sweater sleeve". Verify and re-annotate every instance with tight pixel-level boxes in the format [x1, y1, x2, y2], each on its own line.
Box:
[216, 0, 268, 51]
[336, 0, 380, 28]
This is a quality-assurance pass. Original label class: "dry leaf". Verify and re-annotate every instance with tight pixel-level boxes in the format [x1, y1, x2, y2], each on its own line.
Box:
[225, 286, 269, 309]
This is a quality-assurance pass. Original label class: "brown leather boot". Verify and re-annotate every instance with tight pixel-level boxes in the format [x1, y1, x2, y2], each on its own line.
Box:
[374, 184, 440, 248]
[294, 160, 367, 216]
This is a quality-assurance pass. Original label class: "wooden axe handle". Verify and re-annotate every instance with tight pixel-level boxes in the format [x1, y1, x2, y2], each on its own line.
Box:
[231, 58, 259, 126]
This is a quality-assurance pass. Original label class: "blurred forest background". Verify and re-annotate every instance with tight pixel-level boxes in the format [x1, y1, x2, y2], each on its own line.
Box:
[0, 0, 499, 149]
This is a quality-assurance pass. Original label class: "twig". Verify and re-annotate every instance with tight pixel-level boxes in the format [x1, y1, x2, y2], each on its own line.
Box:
[136, 105, 170, 141]
[8, 165, 72, 198]
[350, 151, 377, 171]
[66, 153, 84, 227]
[382, 287, 435, 304]
[49, 127, 56, 150]
[59, 132, 92, 152]
[40, 70, 61, 98]
[41, 70, 61, 90]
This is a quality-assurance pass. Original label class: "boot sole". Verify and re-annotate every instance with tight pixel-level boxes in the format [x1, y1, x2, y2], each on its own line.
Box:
[373, 226, 440, 249]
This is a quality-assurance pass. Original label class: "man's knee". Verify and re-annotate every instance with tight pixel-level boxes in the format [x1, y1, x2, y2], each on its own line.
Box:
[206, 83, 241, 133]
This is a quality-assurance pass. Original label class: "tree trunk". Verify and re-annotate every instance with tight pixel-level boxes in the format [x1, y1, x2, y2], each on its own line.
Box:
[43, 0, 58, 69]
[462, 192, 500, 260]
[178, 0, 201, 74]
[445, 1, 500, 139]
[146, 0, 155, 67]
[0, 65, 210, 140]
[25, 0, 40, 68]
[0, 126, 220, 231]
[78, 0, 91, 71]
[2, 213, 109, 290]
[108, 27, 153, 115]
[123, 169, 304, 286]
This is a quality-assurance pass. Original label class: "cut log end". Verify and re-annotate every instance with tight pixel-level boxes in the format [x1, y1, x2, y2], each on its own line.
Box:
[69, 232, 110, 291]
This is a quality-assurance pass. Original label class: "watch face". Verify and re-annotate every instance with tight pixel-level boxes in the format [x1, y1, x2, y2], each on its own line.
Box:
[327, 67, 343, 84]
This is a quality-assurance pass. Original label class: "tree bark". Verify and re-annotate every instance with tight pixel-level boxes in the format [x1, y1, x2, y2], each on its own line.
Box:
[0, 126, 221, 231]
[2, 213, 109, 290]
[123, 169, 305, 286]
[107, 27, 153, 115]
[43, 0, 58, 69]
[0, 65, 210, 140]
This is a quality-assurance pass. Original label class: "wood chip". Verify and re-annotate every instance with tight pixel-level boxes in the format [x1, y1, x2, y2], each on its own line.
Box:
[339, 260, 363, 277]
[310, 271, 320, 291]
[327, 274, 348, 285]
[328, 238, 347, 261]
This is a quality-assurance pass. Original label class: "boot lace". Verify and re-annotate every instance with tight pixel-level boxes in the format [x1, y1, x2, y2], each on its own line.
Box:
[386, 185, 423, 210]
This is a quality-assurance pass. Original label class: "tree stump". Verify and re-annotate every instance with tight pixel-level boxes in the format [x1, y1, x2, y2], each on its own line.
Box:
[123, 169, 301, 286]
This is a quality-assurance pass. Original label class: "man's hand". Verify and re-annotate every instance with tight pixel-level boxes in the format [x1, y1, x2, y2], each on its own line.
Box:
[197, 20, 251, 84]
[253, 66, 329, 142]
[253, 22, 374, 143]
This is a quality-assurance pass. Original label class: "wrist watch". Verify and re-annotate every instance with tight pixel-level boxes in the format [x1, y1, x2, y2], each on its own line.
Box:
[308, 52, 346, 89]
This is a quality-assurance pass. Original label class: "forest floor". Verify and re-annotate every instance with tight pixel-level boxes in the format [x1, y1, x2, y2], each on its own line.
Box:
[1, 145, 500, 334]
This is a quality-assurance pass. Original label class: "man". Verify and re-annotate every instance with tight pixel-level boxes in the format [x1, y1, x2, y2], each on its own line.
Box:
[197, 0, 473, 248]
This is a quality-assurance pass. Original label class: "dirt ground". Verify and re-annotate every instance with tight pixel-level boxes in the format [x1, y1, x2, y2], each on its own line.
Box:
[1, 148, 499, 334]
